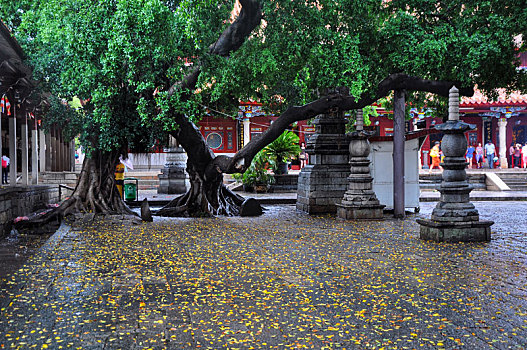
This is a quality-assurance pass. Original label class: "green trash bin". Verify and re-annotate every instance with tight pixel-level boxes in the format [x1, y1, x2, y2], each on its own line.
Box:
[124, 178, 138, 201]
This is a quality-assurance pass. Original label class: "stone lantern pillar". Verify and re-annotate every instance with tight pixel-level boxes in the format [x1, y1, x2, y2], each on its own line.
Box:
[417, 87, 493, 242]
[337, 110, 385, 220]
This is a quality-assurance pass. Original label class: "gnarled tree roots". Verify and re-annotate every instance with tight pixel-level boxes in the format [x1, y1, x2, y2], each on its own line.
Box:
[156, 165, 257, 217]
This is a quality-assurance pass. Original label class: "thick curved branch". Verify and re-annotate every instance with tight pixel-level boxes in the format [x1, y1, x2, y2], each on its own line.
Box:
[209, 0, 263, 57]
[168, 0, 262, 95]
[166, 0, 263, 177]
[220, 74, 473, 173]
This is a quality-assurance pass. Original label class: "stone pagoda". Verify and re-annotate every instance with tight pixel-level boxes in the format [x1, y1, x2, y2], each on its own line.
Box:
[417, 87, 493, 242]
[337, 110, 385, 220]
[296, 108, 350, 214]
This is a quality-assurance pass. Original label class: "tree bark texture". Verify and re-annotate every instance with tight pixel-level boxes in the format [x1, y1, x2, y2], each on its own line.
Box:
[159, 0, 263, 217]
[16, 150, 137, 229]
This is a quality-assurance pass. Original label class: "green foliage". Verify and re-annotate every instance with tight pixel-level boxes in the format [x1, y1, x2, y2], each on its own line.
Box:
[4, 0, 230, 156]
[346, 106, 378, 133]
[263, 131, 301, 166]
[41, 96, 83, 142]
[205, 0, 525, 114]
[233, 150, 275, 187]
[3, 0, 525, 163]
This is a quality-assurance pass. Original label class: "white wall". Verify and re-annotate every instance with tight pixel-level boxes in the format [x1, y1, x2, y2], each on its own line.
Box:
[127, 153, 168, 170]
[369, 139, 420, 210]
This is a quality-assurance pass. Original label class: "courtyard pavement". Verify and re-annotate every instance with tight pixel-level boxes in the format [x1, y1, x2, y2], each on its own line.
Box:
[0, 202, 526, 349]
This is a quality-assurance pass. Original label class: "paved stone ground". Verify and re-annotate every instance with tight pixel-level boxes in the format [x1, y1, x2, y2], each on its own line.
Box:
[0, 202, 526, 349]
[0, 231, 52, 281]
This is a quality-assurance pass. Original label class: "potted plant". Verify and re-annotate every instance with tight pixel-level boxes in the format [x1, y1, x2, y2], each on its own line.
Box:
[234, 150, 275, 193]
[263, 131, 302, 174]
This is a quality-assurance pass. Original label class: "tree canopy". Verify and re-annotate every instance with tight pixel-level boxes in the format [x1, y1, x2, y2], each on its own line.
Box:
[1, 0, 235, 155]
[203, 0, 526, 112]
[1, 0, 525, 218]
[2, 0, 525, 149]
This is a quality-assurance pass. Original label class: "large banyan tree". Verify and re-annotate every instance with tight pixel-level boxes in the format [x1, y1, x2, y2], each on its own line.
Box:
[3, 0, 525, 220]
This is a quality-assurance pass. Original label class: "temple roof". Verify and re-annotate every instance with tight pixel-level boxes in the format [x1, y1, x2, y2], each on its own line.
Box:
[461, 89, 527, 107]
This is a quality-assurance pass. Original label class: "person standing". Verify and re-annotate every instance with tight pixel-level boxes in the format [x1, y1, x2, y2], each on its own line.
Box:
[1, 154, 10, 184]
[429, 141, 442, 174]
[522, 142, 527, 169]
[466, 144, 475, 169]
[475, 143, 484, 169]
[115, 162, 125, 198]
[513, 143, 522, 168]
[509, 142, 516, 168]
[299, 142, 307, 168]
[484, 140, 496, 169]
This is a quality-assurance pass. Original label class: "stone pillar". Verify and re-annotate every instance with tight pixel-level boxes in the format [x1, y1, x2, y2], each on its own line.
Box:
[393, 90, 405, 218]
[70, 140, 76, 172]
[498, 118, 507, 168]
[45, 131, 51, 171]
[243, 118, 251, 147]
[51, 127, 57, 171]
[21, 113, 29, 185]
[57, 130, 64, 171]
[297, 109, 350, 214]
[337, 110, 385, 220]
[9, 111, 17, 186]
[39, 129, 46, 173]
[158, 136, 188, 194]
[418, 87, 493, 242]
[31, 120, 39, 184]
[422, 150, 430, 169]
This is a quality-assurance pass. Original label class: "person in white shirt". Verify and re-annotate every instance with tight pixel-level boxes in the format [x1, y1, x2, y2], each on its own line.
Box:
[484, 140, 496, 169]
[2, 154, 10, 184]
[522, 143, 527, 169]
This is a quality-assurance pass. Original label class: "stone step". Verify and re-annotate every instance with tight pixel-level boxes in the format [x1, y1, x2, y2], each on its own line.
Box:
[507, 185, 527, 190]
[502, 179, 527, 184]
[498, 174, 527, 178]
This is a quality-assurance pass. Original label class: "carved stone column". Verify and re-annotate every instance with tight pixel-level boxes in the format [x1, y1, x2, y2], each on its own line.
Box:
[418, 87, 493, 242]
[337, 110, 385, 220]
[422, 150, 430, 169]
[498, 118, 507, 168]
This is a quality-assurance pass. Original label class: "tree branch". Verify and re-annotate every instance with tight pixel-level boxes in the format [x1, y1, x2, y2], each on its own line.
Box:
[219, 73, 473, 173]
[166, 0, 263, 178]
[168, 0, 262, 95]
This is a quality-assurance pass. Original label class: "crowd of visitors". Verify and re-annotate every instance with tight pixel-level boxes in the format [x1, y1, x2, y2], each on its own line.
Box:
[429, 139, 527, 171]
[465, 140, 527, 169]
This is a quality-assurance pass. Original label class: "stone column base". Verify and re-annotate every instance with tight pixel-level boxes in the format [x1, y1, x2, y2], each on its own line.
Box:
[417, 218, 493, 242]
[336, 204, 385, 220]
[158, 167, 188, 194]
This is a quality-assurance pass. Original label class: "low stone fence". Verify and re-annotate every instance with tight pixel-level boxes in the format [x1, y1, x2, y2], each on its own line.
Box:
[39, 172, 78, 188]
[0, 185, 60, 238]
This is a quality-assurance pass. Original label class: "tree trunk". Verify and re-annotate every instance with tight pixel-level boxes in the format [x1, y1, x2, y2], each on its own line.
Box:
[16, 150, 137, 229]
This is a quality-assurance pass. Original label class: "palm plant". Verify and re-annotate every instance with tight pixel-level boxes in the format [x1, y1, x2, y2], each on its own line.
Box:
[263, 131, 302, 174]
[233, 150, 275, 192]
